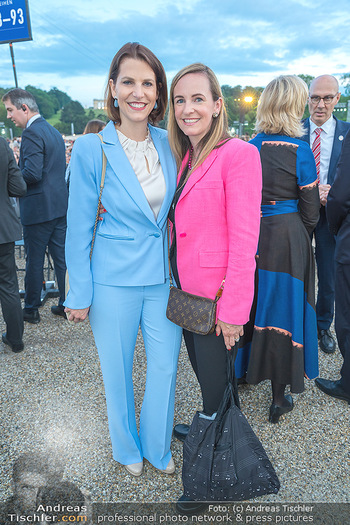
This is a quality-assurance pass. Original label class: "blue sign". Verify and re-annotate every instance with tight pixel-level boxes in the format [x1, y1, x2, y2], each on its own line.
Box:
[0, 0, 32, 44]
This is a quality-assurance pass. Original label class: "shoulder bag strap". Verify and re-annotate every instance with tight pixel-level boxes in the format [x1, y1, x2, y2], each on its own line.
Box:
[89, 133, 107, 259]
[167, 220, 174, 286]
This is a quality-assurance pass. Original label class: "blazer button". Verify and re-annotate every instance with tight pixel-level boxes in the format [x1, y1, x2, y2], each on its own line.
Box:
[179, 233, 187, 238]
[154, 233, 160, 238]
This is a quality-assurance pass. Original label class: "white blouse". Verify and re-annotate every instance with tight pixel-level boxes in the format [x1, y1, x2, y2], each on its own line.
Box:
[117, 129, 166, 219]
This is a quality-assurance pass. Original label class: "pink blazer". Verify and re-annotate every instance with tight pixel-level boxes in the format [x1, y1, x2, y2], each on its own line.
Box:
[174, 139, 262, 325]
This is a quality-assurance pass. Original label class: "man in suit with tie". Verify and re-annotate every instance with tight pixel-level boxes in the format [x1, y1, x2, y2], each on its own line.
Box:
[301, 75, 350, 354]
[2, 89, 68, 324]
[0, 138, 26, 352]
[315, 130, 350, 404]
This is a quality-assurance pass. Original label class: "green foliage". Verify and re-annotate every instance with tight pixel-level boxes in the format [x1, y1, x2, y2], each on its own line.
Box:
[87, 109, 95, 121]
[46, 110, 62, 127]
[222, 85, 263, 135]
[48, 87, 71, 111]
[54, 121, 71, 134]
[95, 112, 108, 122]
[61, 100, 85, 122]
[25, 85, 56, 119]
[0, 84, 82, 137]
[297, 74, 315, 87]
[0, 75, 347, 139]
[60, 100, 88, 134]
[341, 73, 350, 95]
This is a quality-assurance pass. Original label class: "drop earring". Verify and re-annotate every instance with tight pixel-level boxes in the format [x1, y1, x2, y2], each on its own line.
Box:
[114, 98, 119, 108]
[154, 101, 158, 110]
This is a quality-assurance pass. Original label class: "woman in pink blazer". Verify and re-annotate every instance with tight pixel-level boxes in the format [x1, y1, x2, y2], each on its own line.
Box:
[167, 63, 262, 511]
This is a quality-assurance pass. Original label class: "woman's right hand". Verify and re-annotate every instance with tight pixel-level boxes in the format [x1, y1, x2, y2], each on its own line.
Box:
[216, 320, 243, 350]
[64, 307, 90, 323]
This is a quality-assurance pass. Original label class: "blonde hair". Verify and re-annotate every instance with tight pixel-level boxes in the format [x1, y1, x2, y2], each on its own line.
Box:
[168, 63, 229, 172]
[255, 75, 308, 137]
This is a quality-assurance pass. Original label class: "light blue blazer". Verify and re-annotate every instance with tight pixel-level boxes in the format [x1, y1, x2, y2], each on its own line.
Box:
[65, 121, 177, 309]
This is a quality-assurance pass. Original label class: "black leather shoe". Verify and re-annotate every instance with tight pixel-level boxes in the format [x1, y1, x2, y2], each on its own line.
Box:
[51, 305, 67, 319]
[2, 333, 24, 353]
[315, 378, 350, 404]
[175, 494, 207, 515]
[23, 309, 40, 324]
[269, 394, 294, 423]
[173, 424, 190, 442]
[318, 329, 336, 354]
[237, 375, 248, 386]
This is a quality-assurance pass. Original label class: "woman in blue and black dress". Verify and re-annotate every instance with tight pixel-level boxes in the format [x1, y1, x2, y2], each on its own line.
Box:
[244, 75, 320, 423]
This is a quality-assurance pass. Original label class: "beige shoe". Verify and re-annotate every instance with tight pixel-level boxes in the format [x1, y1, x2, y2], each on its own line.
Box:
[125, 461, 143, 477]
[162, 458, 175, 474]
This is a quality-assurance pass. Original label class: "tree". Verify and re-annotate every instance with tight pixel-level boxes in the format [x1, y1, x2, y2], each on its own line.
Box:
[48, 87, 71, 111]
[222, 85, 263, 135]
[341, 73, 350, 95]
[87, 109, 95, 121]
[222, 85, 241, 131]
[53, 121, 71, 135]
[25, 85, 56, 119]
[60, 100, 88, 134]
[298, 74, 314, 87]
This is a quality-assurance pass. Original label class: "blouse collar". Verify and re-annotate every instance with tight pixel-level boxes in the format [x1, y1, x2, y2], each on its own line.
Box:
[116, 128, 155, 154]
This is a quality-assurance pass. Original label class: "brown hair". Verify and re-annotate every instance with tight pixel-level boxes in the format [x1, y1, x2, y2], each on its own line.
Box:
[168, 63, 229, 172]
[83, 119, 106, 134]
[105, 42, 167, 125]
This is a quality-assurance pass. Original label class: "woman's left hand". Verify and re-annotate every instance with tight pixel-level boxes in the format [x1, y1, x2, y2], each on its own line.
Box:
[64, 307, 90, 323]
[216, 320, 244, 350]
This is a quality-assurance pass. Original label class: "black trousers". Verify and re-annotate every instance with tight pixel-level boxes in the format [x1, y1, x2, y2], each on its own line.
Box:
[183, 329, 230, 415]
[22, 216, 67, 310]
[314, 208, 336, 331]
[0, 242, 23, 345]
[334, 262, 350, 395]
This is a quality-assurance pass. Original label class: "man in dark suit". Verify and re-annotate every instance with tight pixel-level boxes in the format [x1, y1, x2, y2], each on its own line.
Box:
[301, 75, 350, 354]
[315, 130, 350, 404]
[0, 138, 26, 352]
[2, 89, 68, 324]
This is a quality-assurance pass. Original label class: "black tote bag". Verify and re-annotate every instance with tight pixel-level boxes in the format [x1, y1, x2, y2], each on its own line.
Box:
[182, 349, 280, 501]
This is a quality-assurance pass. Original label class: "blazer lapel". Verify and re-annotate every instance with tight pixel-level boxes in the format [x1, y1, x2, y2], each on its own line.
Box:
[178, 149, 218, 202]
[328, 118, 347, 184]
[149, 126, 177, 226]
[100, 122, 156, 224]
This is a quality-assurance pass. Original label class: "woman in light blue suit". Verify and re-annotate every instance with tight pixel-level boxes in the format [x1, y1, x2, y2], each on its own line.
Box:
[64, 43, 182, 477]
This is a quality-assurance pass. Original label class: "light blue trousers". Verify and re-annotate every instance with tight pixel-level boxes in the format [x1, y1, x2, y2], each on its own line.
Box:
[89, 281, 182, 469]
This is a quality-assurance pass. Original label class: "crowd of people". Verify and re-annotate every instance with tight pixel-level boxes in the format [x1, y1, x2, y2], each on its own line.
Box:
[1, 42, 350, 514]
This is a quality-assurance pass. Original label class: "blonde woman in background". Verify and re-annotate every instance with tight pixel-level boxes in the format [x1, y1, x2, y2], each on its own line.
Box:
[246, 75, 320, 422]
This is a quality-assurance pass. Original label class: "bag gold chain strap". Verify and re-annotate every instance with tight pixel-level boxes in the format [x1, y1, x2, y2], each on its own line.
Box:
[65, 133, 107, 298]
[90, 133, 107, 259]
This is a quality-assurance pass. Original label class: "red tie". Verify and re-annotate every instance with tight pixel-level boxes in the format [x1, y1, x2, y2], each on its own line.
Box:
[312, 128, 322, 181]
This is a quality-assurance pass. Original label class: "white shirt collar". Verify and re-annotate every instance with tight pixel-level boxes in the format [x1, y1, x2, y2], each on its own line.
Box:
[26, 113, 41, 128]
[310, 115, 335, 134]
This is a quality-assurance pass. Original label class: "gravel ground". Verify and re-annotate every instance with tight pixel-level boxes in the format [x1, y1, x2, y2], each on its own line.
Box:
[0, 256, 349, 507]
